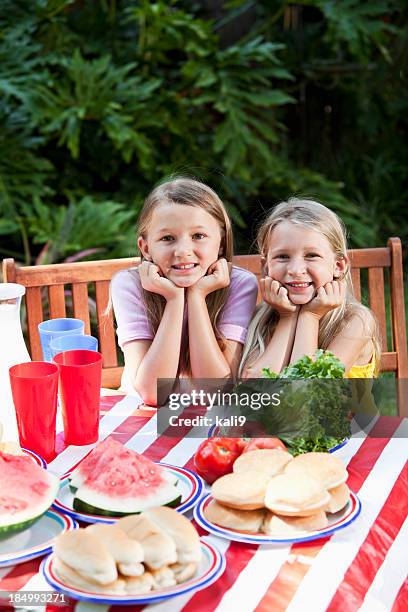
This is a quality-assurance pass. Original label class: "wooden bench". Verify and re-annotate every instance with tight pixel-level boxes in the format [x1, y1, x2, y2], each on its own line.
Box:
[2, 238, 407, 415]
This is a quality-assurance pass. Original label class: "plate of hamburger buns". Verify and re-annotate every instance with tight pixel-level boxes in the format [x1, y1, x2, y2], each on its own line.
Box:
[194, 449, 361, 544]
[41, 506, 226, 604]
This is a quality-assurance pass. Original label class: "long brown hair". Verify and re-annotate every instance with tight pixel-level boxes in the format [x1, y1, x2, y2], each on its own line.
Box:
[240, 198, 381, 374]
[135, 177, 234, 375]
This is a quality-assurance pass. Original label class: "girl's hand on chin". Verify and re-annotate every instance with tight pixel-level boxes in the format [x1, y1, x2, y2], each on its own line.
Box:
[302, 280, 346, 319]
[188, 258, 230, 297]
[139, 261, 183, 301]
[261, 277, 298, 315]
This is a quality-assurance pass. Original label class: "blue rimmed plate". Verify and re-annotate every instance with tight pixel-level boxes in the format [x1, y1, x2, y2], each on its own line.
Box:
[194, 491, 361, 545]
[41, 538, 225, 605]
[207, 424, 349, 453]
[22, 447, 47, 468]
[52, 463, 204, 524]
[0, 510, 77, 568]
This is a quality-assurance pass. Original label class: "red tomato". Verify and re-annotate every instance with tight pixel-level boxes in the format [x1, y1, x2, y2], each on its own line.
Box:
[193, 438, 244, 484]
[242, 437, 287, 453]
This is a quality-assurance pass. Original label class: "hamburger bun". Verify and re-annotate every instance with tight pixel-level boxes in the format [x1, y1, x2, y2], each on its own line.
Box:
[53, 530, 117, 585]
[284, 452, 347, 489]
[204, 499, 265, 533]
[212, 471, 271, 510]
[116, 514, 177, 570]
[53, 557, 125, 594]
[123, 572, 154, 595]
[143, 506, 201, 564]
[150, 565, 177, 588]
[170, 562, 198, 583]
[0, 441, 24, 455]
[233, 449, 292, 477]
[326, 483, 350, 513]
[262, 510, 328, 535]
[264, 472, 330, 516]
[86, 523, 144, 576]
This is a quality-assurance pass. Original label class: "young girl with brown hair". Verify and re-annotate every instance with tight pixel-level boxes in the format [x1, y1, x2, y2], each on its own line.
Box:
[112, 177, 258, 404]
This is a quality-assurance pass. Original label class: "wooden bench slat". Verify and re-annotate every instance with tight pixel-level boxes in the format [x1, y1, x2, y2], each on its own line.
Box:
[348, 248, 390, 268]
[25, 287, 44, 360]
[351, 268, 361, 301]
[233, 255, 261, 275]
[102, 367, 124, 388]
[368, 267, 387, 351]
[95, 280, 117, 368]
[380, 352, 398, 371]
[48, 284, 66, 318]
[389, 238, 408, 387]
[6, 258, 141, 287]
[72, 283, 91, 335]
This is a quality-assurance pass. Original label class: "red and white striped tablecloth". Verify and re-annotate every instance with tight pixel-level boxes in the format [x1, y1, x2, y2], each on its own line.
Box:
[1, 394, 407, 611]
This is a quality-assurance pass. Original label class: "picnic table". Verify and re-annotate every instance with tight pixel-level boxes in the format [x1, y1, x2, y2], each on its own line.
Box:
[1, 393, 407, 611]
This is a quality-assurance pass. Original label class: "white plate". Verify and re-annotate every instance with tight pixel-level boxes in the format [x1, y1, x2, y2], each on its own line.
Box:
[52, 462, 204, 524]
[41, 538, 225, 605]
[21, 447, 47, 468]
[0, 510, 77, 567]
[194, 491, 361, 544]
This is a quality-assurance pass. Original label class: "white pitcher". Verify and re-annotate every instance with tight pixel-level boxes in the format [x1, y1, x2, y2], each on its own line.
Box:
[0, 283, 31, 441]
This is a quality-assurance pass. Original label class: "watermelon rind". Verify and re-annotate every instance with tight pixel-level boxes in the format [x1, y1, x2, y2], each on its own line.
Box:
[73, 480, 182, 516]
[0, 471, 59, 540]
[73, 494, 183, 517]
[0, 514, 46, 539]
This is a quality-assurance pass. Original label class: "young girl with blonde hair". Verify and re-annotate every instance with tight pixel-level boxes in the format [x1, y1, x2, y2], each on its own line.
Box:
[241, 198, 381, 378]
[111, 177, 258, 404]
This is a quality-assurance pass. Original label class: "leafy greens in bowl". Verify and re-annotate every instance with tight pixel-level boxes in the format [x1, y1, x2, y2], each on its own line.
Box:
[235, 350, 351, 455]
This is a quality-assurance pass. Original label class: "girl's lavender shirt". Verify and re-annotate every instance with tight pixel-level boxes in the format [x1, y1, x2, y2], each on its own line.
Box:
[111, 266, 258, 349]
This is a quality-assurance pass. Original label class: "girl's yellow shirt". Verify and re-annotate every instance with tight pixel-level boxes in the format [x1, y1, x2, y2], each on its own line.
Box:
[345, 359, 376, 379]
[345, 355, 377, 416]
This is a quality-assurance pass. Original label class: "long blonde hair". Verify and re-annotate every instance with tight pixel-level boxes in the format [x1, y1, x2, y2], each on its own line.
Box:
[240, 198, 381, 374]
[135, 177, 234, 375]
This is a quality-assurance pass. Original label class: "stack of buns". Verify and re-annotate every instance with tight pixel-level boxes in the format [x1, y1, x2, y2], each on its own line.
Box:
[204, 449, 351, 536]
[53, 506, 202, 595]
[0, 441, 25, 455]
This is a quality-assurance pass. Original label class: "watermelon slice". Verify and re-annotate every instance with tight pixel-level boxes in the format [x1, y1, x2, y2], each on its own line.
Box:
[69, 437, 177, 492]
[0, 452, 59, 538]
[72, 443, 181, 516]
[69, 437, 124, 492]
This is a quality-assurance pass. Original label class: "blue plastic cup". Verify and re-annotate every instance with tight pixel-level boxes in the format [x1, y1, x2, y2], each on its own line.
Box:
[38, 318, 85, 362]
[49, 334, 98, 359]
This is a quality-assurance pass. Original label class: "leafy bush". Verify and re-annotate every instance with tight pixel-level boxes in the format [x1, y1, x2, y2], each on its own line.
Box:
[0, 0, 406, 266]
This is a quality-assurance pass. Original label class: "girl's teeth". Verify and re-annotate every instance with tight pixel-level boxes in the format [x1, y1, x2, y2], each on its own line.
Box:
[174, 264, 195, 269]
[289, 283, 309, 287]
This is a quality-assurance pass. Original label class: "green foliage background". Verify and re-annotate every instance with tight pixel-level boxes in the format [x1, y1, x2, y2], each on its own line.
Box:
[0, 0, 407, 265]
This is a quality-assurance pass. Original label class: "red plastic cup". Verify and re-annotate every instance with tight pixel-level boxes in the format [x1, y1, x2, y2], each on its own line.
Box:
[9, 361, 59, 463]
[53, 350, 102, 445]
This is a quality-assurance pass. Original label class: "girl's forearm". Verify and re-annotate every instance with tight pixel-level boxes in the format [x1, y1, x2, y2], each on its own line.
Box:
[134, 295, 184, 404]
[290, 310, 320, 363]
[187, 291, 231, 378]
[244, 314, 298, 377]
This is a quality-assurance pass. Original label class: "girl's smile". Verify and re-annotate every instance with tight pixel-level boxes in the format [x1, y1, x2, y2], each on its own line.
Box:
[266, 221, 347, 305]
[138, 204, 223, 287]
